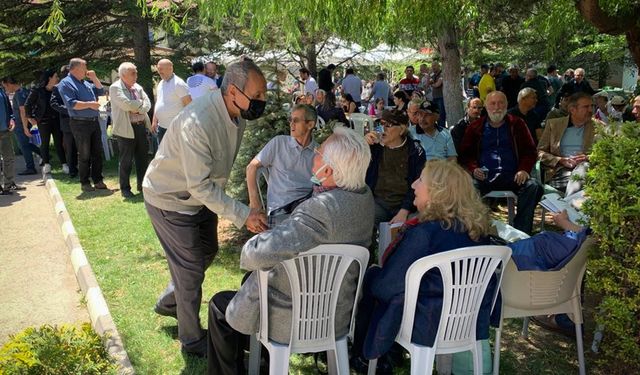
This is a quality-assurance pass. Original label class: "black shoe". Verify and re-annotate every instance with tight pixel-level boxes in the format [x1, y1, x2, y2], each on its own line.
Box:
[0, 189, 13, 195]
[94, 181, 108, 190]
[181, 333, 208, 358]
[81, 184, 95, 192]
[154, 304, 177, 319]
[6, 183, 25, 191]
[122, 189, 135, 198]
[18, 169, 38, 175]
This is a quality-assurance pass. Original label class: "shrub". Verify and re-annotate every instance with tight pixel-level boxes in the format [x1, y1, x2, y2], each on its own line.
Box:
[583, 121, 640, 373]
[0, 323, 116, 375]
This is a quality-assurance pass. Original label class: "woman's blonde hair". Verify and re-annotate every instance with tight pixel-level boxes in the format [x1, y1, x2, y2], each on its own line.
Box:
[417, 160, 490, 241]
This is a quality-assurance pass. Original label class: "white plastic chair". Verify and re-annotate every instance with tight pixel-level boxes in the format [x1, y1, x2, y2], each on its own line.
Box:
[256, 166, 269, 212]
[349, 113, 374, 136]
[248, 244, 370, 375]
[483, 191, 517, 226]
[492, 237, 594, 375]
[368, 246, 512, 375]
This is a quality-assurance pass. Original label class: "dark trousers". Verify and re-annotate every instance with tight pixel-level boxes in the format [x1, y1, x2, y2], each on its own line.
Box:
[69, 118, 103, 185]
[39, 117, 66, 165]
[62, 129, 78, 176]
[145, 202, 218, 352]
[475, 175, 543, 234]
[207, 291, 248, 375]
[157, 126, 167, 145]
[116, 124, 149, 192]
[13, 125, 41, 170]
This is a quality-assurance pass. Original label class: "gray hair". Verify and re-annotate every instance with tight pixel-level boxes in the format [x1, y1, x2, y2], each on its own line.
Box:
[68, 58, 86, 70]
[292, 104, 317, 122]
[408, 98, 423, 109]
[315, 88, 326, 96]
[322, 126, 371, 190]
[220, 60, 264, 94]
[517, 87, 537, 103]
[118, 62, 137, 77]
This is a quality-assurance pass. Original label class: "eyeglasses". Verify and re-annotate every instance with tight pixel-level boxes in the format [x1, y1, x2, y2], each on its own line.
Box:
[380, 120, 402, 128]
[289, 117, 311, 124]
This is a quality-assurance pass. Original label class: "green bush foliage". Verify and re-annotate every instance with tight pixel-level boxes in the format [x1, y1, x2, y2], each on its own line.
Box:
[583, 121, 640, 373]
[0, 323, 116, 375]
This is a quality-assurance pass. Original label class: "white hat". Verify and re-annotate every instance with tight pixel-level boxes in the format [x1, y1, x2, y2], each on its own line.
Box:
[610, 96, 626, 106]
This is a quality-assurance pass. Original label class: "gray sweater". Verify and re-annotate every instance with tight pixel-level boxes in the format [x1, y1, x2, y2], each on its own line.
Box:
[142, 90, 250, 228]
[226, 186, 374, 344]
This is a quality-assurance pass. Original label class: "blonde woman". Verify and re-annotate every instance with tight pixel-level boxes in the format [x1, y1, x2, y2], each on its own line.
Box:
[352, 160, 494, 371]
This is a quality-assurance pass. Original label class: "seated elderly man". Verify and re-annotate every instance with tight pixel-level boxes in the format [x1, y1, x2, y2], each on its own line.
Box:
[508, 87, 542, 144]
[246, 104, 318, 227]
[451, 97, 483, 155]
[206, 127, 374, 375]
[538, 92, 598, 195]
[409, 100, 456, 161]
[459, 91, 542, 234]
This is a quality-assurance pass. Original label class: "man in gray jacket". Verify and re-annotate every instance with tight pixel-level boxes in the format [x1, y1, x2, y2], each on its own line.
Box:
[207, 126, 375, 375]
[143, 60, 269, 357]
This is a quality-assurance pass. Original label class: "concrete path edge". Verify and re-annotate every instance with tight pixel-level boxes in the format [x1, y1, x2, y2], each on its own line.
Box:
[44, 176, 135, 375]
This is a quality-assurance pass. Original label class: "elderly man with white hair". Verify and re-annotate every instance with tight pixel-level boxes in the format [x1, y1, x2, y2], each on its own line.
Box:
[206, 126, 375, 375]
[109, 62, 152, 198]
[508, 87, 542, 144]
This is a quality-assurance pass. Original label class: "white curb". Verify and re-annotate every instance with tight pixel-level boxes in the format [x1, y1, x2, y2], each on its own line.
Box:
[44, 176, 135, 374]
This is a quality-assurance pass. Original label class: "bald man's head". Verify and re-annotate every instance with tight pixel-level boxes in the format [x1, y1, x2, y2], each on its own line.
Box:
[157, 59, 174, 80]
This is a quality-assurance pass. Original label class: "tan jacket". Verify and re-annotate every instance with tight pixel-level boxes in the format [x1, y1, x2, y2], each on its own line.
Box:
[537, 116, 597, 181]
[109, 79, 151, 139]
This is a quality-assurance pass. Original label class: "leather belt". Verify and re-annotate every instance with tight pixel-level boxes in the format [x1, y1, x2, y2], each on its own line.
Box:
[71, 116, 98, 122]
[131, 121, 145, 126]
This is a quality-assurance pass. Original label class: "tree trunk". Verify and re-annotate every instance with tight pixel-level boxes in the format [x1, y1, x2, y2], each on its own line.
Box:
[305, 43, 318, 78]
[437, 25, 464, 127]
[130, 17, 155, 105]
[576, 0, 640, 68]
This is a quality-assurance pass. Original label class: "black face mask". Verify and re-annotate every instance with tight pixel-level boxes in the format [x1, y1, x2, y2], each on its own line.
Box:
[233, 85, 266, 120]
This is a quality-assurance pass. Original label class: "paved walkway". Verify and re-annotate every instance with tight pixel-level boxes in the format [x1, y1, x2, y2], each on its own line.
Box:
[0, 158, 88, 344]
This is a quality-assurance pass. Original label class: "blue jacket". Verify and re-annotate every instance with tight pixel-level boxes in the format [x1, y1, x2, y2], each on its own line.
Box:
[365, 138, 426, 212]
[509, 229, 590, 271]
[361, 220, 492, 359]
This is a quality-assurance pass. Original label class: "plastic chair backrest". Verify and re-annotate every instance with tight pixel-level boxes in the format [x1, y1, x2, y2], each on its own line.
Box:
[397, 246, 512, 353]
[349, 113, 374, 136]
[500, 237, 593, 317]
[256, 166, 269, 212]
[257, 244, 370, 353]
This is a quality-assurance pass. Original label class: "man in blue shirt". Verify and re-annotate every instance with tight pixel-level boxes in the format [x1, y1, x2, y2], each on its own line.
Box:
[409, 101, 457, 161]
[2, 76, 41, 175]
[58, 58, 107, 192]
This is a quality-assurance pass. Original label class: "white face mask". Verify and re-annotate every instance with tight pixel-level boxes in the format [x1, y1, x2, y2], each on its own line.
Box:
[310, 164, 329, 186]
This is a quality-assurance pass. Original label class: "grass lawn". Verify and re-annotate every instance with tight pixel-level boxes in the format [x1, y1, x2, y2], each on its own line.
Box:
[51, 158, 609, 374]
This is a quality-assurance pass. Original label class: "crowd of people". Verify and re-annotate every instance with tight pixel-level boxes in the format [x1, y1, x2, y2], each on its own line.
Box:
[2, 55, 640, 374]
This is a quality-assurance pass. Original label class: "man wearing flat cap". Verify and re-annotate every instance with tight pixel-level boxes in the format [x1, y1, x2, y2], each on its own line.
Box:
[409, 100, 456, 161]
[364, 109, 425, 254]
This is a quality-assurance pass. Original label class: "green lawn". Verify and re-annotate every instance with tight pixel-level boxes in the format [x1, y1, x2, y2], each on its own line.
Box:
[51, 158, 608, 374]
